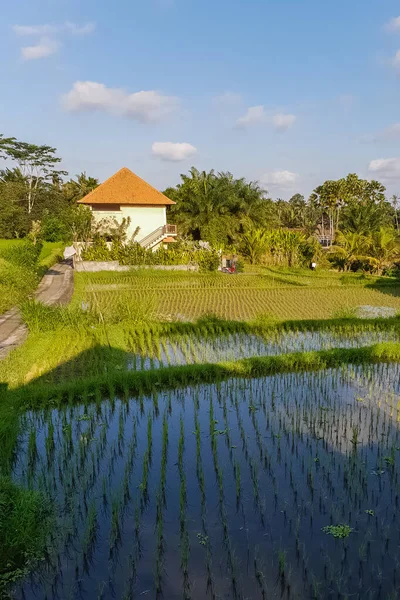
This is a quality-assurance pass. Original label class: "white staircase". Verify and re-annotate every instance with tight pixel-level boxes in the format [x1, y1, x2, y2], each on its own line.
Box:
[139, 224, 177, 250]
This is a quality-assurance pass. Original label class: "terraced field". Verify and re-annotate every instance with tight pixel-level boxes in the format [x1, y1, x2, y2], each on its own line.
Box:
[74, 269, 400, 321]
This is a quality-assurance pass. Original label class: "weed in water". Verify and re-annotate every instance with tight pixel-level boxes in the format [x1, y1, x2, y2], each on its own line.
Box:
[322, 524, 353, 539]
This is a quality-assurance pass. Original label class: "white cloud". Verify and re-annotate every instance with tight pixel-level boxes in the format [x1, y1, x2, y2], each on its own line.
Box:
[152, 142, 197, 161]
[13, 21, 94, 61]
[392, 50, 400, 69]
[21, 38, 59, 60]
[368, 158, 400, 179]
[62, 81, 180, 123]
[272, 112, 296, 131]
[236, 105, 266, 127]
[262, 170, 298, 188]
[13, 22, 95, 37]
[236, 106, 296, 131]
[385, 16, 400, 32]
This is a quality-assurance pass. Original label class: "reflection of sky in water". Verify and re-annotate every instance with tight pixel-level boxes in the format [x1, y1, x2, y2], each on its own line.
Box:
[13, 363, 400, 599]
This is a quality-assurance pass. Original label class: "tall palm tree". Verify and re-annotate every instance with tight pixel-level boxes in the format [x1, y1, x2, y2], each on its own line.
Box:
[368, 227, 399, 275]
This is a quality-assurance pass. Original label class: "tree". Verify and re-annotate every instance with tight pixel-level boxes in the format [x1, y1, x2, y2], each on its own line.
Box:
[391, 195, 400, 232]
[368, 227, 399, 275]
[340, 199, 392, 236]
[165, 167, 276, 246]
[274, 194, 307, 229]
[0, 137, 67, 214]
[63, 172, 99, 202]
[240, 229, 270, 264]
[310, 174, 387, 240]
[328, 231, 370, 271]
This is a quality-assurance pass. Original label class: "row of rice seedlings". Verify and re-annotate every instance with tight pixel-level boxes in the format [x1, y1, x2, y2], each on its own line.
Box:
[178, 415, 191, 599]
[155, 412, 169, 595]
[209, 397, 242, 599]
[250, 370, 400, 596]
[14, 366, 400, 598]
[140, 413, 152, 509]
[193, 394, 216, 598]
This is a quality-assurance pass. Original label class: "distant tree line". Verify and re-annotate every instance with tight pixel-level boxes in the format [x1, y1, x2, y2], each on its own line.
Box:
[1, 133, 400, 273]
[0, 134, 96, 241]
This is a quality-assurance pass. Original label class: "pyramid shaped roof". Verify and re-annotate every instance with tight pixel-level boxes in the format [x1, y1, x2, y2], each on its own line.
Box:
[78, 167, 175, 206]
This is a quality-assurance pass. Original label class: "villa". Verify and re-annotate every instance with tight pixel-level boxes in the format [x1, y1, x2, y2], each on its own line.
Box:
[78, 167, 177, 250]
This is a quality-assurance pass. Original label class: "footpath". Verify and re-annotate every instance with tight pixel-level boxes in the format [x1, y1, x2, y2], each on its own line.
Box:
[0, 261, 73, 359]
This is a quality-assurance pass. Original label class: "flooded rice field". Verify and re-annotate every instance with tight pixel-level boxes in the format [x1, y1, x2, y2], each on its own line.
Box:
[142, 330, 400, 370]
[12, 362, 400, 599]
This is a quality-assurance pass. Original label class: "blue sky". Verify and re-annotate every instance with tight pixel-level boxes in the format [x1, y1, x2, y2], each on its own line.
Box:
[1, 0, 400, 198]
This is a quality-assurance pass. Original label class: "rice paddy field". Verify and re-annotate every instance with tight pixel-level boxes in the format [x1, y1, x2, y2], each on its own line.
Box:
[11, 364, 400, 599]
[5, 267, 400, 598]
[73, 269, 400, 321]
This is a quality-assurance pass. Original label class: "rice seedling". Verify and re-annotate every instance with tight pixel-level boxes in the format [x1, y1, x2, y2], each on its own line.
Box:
[7, 339, 400, 598]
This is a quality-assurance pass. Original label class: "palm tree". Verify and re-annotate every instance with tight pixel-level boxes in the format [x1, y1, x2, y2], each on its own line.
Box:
[328, 231, 369, 271]
[391, 195, 400, 232]
[240, 229, 270, 264]
[368, 227, 399, 275]
[63, 172, 99, 202]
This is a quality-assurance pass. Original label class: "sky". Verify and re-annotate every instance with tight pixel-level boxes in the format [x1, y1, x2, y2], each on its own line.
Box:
[1, 0, 400, 199]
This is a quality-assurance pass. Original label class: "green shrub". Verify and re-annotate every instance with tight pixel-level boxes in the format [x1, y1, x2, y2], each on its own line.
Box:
[82, 239, 221, 271]
[41, 216, 68, 242]
[197, 248, 220, 272]
[81, 237, 110, 261]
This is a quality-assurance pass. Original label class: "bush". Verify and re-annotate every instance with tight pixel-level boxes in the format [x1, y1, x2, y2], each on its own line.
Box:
[197, 248, 220, 272]
[81, 239, 221, 271]
[41, 216, 68, 242]
[81, 237, 110, 261]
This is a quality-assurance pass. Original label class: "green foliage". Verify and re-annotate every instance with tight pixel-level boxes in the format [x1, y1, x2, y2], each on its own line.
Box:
[0, 477, 52, 586]
[82, 237, 110, 261]
[2, 239, 43, 270]
[322, 524, 353, 539]
[329, 228, 400, 274]
[82, 238, 221, 271]
[0, 240, 63, 313]
[240, 228, 318, 266]
[165, 167, 278, 245]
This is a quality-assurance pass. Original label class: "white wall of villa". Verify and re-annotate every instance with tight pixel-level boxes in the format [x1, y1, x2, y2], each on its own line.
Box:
[91, 205, 167, 242]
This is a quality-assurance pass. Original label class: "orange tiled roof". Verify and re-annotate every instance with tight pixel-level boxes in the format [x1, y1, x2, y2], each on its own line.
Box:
[78, 167, 175, 206]
[163, 236, 177, 243]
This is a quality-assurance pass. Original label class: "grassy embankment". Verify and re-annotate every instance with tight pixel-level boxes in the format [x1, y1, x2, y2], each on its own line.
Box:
[0, 239, 63, 592]
[0, 240, 64, 313]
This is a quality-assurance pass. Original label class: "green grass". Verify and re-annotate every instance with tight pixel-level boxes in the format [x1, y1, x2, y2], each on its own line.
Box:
[0, 240, 64, 313]
[5, 341, 400, 410]
[0, 476, 53, 591]
[73, 268, 400, 321]
[2, 308, 400, 389]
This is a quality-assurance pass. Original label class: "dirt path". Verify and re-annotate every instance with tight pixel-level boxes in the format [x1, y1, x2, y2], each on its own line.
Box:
[0, 261, 74, 359]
